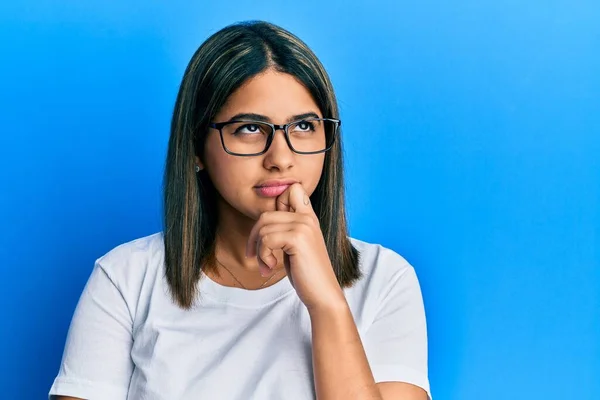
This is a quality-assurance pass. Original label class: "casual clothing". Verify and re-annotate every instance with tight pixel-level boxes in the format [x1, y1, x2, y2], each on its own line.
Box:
[49, 232, 431, 399]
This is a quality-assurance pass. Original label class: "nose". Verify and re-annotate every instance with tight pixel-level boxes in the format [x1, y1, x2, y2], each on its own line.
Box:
[262, 127, 294, 171]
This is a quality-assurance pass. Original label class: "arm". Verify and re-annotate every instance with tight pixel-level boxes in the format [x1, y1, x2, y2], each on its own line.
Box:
[309, 301, 381, 399]
[309, 301, 428, 400]
[247, 186, 430, 398]
[48, 262, 134, 399]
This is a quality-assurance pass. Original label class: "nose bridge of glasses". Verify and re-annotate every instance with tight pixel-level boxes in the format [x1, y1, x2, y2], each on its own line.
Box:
[272, 123, 288, 134]
[267, 123, 292, 150]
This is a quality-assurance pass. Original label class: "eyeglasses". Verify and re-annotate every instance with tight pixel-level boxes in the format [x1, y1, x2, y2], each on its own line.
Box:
[208, 118, 340, 156]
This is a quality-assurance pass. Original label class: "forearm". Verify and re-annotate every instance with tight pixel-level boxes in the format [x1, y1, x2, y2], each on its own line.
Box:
[309, 301, 382, 400]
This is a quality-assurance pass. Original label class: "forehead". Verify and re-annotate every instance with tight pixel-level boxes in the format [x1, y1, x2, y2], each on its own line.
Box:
[215, 69, 321, 121]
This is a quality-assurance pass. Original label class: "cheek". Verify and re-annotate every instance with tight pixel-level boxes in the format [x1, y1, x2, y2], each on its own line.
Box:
[303, 155, 326, 194]
[203, 136, 234, 189]
[203, 136, 256, 201]
[207, 156, 247, 196]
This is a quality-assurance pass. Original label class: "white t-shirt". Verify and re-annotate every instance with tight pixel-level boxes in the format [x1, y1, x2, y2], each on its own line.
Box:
[49, 232, 431, 400]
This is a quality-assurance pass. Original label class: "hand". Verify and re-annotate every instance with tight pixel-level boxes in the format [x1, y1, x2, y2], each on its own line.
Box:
[246, 183, 346, 311]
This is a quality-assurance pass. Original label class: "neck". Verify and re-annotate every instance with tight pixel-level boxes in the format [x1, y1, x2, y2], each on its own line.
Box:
[215, 227, 257, 272]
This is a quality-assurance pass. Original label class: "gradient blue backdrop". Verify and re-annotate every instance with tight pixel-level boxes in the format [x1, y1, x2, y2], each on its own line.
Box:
[1, 1, 598, 399]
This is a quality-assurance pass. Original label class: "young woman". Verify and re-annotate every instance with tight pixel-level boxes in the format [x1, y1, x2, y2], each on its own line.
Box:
[49, 20, 431, 400]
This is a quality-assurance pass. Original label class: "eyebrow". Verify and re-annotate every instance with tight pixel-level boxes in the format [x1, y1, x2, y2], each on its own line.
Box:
[226, 112, 321, 123]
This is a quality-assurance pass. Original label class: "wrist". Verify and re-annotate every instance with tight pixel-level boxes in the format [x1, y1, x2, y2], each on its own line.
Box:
[307, 294, 349, 318]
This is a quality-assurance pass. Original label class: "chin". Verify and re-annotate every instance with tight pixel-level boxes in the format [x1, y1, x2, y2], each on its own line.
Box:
[255, 198, 279, 213]
[234, 201, 276, 222]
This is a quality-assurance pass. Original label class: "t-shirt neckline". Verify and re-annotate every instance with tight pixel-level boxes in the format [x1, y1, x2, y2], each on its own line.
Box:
[197, 271, 295, 308]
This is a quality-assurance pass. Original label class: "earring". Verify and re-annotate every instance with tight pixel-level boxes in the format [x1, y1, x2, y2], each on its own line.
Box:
[195, 165, 201, 173]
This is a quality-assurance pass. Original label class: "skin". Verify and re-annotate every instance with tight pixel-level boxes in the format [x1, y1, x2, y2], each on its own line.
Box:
[197, 68, 326, 287]
[54, 69, 428, 400]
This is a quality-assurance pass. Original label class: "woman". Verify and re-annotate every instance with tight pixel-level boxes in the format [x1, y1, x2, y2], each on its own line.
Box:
[49, 20, 431, 400]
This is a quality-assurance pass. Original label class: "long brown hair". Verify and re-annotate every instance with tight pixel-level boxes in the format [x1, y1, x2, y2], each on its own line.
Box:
[163, 20, 361, 309]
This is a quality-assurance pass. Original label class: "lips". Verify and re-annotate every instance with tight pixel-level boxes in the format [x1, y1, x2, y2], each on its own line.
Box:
[255, 185, 290, 197]
[255, 179, 298, 188]
[254, 179, 298, 198]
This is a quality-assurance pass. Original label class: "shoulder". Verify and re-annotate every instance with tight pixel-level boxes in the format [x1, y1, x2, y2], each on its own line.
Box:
[97, 231, 164, 265]
[349, 236, 415, 282]
[94, 231, 165, 292]
[345, 237, 423, 316]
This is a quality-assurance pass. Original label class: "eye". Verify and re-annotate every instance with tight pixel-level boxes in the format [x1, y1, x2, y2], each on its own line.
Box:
[234, 123, 264, 135]
[240, 124, 260, 133]
[295, 120, 315, 131]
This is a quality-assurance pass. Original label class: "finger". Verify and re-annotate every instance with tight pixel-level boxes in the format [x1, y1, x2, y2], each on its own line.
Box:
[246, 212, 303, 257]
[257, 232, 302, 286]
[258, 231, 300, 267]
[258, 222, 298, 238]
[276, 182, 313, 214]
[256, 233, 283, 273]
[257, 255, 274, 277]
[255, 223, 296, 263]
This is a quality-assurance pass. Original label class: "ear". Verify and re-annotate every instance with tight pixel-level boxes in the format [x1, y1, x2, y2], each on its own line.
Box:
[194, 156, 204, 171]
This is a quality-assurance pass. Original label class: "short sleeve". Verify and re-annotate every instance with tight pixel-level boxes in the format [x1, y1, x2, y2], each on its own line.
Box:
[363, 263, 432, 399]
[49, 260, 134, 400]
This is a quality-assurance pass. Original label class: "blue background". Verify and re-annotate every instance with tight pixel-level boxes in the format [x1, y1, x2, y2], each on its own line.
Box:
[1, 1, 598, 399]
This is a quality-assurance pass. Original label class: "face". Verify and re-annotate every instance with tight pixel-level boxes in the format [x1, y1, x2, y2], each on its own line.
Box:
[197, 69, 326, 222]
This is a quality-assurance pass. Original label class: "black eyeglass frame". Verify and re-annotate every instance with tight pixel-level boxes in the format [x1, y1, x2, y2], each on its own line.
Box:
[208, 118, 341, 156]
